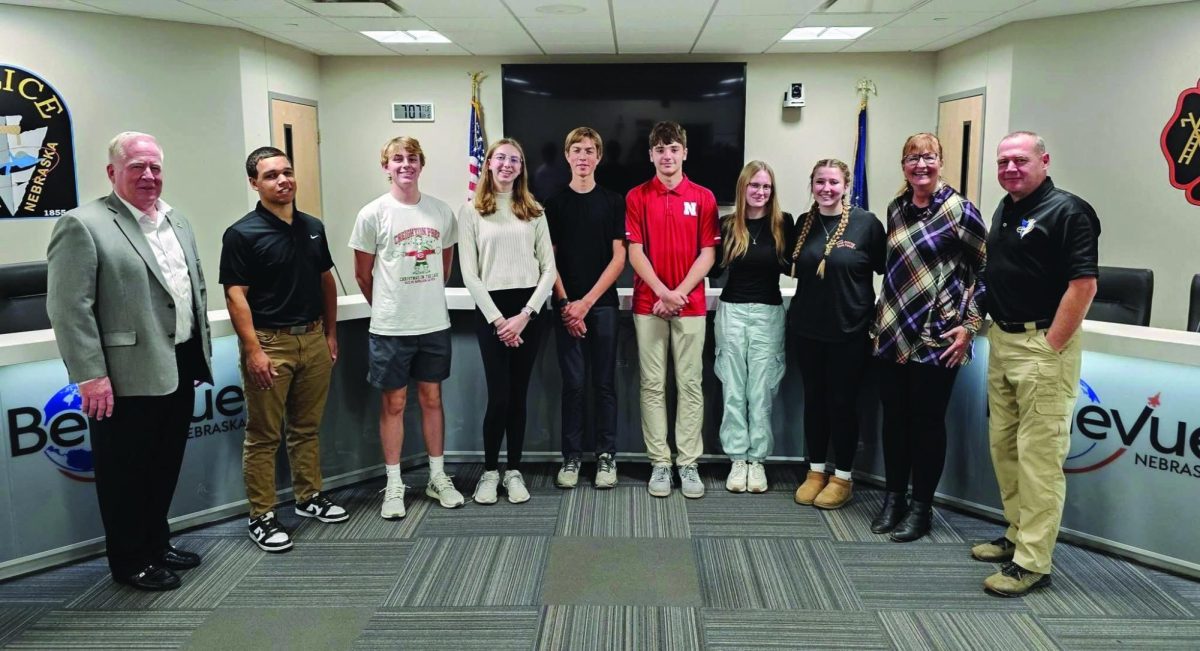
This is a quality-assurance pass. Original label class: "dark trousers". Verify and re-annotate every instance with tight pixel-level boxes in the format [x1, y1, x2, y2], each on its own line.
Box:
[554, 305, 618, 458]
[794, 332, 871, 472]
[475, 288, 544, 472]
[90, 336, 204, 576]
[877, 358, 960, 502]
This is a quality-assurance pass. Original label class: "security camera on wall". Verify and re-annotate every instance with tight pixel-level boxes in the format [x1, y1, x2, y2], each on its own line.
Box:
[783, 82, 805, 108]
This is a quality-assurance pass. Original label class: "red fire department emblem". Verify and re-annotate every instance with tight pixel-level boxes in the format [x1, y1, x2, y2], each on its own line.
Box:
[1161, 79, 1200, 206]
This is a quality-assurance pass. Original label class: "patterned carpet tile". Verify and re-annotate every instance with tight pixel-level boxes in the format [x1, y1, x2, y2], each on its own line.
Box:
[187, 606, 374, 650]
[821, 489, 966, 544]
[384, 536, 549, 607]
[686, 491, 830, 539]
[1022, 544, 1195, 618]
[542, 537, 702, 606]
[290, 484, 434, 540]
[1137, 566, 1200, 612]
[0, 607, 46, 647]
[4, 610, 208, 649]
[939, 506, 1008, 543]
[835, 543, 1030, 612]
[414, 492, 562, 537]
[555, 487, 689, 538]
[353, 608, 542, 650]
[695, 538, 864, 611]
[1037, 616, 1200, 649]
[701, 608, 891, 650]
[221, 541, 414, 608]
[878, 611, 1059, 651]
[536, 605, 701, 651]
[0, 558, 111, 605]
[65, 538, 262, 610]
[175, 516, 247, 539]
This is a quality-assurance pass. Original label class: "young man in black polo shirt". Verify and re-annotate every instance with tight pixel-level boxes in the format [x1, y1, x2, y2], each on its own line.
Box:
[220, 147, 349, 553]
[546, 127, 627, 489]
[973, 131, 1100, 596]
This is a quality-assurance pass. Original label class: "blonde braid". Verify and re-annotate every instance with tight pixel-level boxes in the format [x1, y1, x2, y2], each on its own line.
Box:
[789, 200, 819, 277]
[815, 201, 851, 279]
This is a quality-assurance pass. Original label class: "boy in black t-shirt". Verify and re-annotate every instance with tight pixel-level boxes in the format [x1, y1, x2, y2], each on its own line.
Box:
[545, 127, 627, 489]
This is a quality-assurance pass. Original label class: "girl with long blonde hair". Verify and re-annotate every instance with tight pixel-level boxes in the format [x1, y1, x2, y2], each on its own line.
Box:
[711, 161, 794, 493]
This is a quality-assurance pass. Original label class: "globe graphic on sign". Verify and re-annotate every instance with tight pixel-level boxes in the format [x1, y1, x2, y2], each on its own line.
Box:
[41, 384, 95, 477]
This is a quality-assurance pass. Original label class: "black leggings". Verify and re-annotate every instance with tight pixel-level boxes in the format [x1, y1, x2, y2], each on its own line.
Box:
[794, 332, 871, 472]
[877, 359, 960, 502]
[476, 288, 544, 471]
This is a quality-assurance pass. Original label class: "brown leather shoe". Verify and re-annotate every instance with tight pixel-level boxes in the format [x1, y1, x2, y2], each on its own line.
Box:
[813, 476, 853, 509]
[793, 470, 828, 505]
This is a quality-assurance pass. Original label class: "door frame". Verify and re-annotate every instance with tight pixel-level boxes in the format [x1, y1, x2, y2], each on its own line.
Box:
[937, 87, 987, 205]
[267, 92, 322, 216]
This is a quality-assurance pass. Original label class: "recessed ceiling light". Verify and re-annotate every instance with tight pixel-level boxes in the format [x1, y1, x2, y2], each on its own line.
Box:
[361, 30, 451, 44]
[535, 4, 586, 14]
[782, 26, 871, 41]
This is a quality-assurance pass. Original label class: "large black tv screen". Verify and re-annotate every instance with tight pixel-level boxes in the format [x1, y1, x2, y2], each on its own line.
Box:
[502, 63, 746, 204]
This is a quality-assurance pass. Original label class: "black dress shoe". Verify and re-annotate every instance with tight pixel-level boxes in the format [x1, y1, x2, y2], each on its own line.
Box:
[890, 500, 933, 542]
[114, 565, 181, 591]
[159, 546, 202, 570]
[870, 491, 909, 534]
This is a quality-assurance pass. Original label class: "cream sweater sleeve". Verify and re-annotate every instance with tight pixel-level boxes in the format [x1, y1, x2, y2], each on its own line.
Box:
[456, 202, 503, 323]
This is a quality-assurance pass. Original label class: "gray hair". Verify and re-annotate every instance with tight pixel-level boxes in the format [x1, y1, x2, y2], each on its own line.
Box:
[107, 131, 163, 164]
[1000, 130, 1046, 155]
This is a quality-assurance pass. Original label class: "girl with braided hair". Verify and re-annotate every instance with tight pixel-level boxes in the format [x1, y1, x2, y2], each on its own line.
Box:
[710, 161, 795, 493]
[789, 159, 885, 510]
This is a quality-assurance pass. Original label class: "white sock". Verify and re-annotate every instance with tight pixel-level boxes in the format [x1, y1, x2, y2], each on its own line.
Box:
[810, 462, 827, 473]
[386, 463, 401, 482]
[429, 455, 445, 477]
[834, 469, 853, 481]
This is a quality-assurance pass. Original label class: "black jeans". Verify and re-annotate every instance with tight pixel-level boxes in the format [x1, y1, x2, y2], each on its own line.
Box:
[794, 332, 871, 472]
[877, 358, 960, 502]
[475, 288, 545, 472]
[554, 305, 618, 458]
[90, 336, 204, 576]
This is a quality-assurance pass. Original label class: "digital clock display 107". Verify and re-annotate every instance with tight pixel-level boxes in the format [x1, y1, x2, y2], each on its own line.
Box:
[392, 102, 435, 122]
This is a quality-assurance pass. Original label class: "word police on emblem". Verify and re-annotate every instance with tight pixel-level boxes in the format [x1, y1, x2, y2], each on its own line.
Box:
[1161, 78, 1200, 207]
[0, 65, 78, 219]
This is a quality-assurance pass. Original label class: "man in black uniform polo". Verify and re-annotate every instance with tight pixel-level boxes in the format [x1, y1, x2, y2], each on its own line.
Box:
[972, 131, 1100, 597]
[220, 146, 349, 553]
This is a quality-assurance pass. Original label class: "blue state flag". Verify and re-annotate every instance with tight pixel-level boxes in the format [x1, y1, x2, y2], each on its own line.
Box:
[851, 99, 869, 210]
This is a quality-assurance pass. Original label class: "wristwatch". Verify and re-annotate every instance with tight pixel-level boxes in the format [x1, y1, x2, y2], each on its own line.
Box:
[521, 306, 536, 318]
[552, 297, 569, 311]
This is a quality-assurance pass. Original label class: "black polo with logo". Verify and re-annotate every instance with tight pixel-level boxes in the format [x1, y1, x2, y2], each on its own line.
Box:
[984, 177, 1101, 324]
[219, 202, 334, 328]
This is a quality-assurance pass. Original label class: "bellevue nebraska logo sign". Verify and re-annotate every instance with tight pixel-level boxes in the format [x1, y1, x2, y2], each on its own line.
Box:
[1161, 79, 1200, 207]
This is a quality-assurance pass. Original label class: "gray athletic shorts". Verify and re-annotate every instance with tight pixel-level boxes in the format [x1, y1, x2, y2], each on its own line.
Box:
[367, 329, 452, 390]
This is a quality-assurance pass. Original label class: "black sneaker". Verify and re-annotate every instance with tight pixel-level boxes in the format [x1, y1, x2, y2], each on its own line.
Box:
[248, 511, 293, 553]
[295, 492, 349, 523]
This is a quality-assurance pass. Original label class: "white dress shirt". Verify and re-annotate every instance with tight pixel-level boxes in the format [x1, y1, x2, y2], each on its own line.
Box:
[118, 196, 194, 343]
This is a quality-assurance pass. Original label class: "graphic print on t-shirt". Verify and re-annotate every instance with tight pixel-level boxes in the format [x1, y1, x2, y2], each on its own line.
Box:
[392, 226, 442, 284]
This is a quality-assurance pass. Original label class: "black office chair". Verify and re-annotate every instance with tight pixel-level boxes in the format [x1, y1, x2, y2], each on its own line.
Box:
[1188, 274, 1200, 332]
[0, 260, 51, 334]
[1085, 266, 1153, 326]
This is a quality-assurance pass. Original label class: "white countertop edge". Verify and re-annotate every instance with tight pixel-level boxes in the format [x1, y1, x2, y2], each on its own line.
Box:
[4, 289, 1199, 368]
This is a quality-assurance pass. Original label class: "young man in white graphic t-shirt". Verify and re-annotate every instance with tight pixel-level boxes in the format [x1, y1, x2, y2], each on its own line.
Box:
[349, 136, 462, 518]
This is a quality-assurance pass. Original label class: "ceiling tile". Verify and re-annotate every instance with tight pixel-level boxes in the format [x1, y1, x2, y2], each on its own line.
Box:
[236, 16, 343, 31]
[288, 0, 401, 17]
[1120, 0, 1194, 6]
[183, 0, 314, 18]
[819, 0, 924, 12]
[704, 14, 803, 31]
[75, 0, 240, 25]
[765, 40, 851, 53]
[504, 0, 609, 18]
[713, 0, 822, 15]
[392, 0, 510, 18]
[863, 24, 963, 39]
[517, 14, 611, 31]
[1000, 0, 1129, 21]
[274, 31, 393, 54]
[321, 17, 430, 31]
[420, 15, 526, 33]
[542, 43, 616, 54]
[888, 10, 1001, 27]
[917, 0, 1031, 11]
[381, 42, 472, 55]
[694, 28, 789, 52]
[799, 12, 903, 26]
[840, 37, 935, 51]
[0, 0, 114, 13]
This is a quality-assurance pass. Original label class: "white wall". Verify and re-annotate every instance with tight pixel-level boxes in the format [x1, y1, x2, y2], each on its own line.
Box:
[936, 1, 1200, 329]
[0, 5, 319, 309]
[316, 53, 937, 282]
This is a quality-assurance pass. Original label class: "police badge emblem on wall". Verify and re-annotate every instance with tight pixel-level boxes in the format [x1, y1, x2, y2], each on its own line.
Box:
[0, 65, 78, 219]
[1161, 78, 1200, 207]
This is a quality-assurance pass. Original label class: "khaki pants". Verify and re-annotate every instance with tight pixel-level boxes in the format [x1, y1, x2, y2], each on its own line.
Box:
[242, 327, 333, 518]
[987, 324, 1082, 575]
[634, 314, 706, 466]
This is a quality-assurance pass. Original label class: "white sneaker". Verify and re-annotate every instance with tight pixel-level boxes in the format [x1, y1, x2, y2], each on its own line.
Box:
[248, 511, 292, 553]
[426, 472, 465, 508]
[503, 470, 530, 504]
[380, 477, 406, 519]
[474, 470, 500, 505]
[726, 460, 748, 493]
[556, 457, 581, 489]
[747, 461, 768, 493]
[647, 463, 673, 497]
[594, 453, 618, 489]
[679, 463, 705, 499]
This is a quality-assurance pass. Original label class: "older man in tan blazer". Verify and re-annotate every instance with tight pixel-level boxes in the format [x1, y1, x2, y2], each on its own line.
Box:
[47, 131, 212, 591]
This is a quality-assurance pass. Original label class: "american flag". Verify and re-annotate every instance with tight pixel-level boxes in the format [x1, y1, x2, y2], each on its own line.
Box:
[467, 94, 485, 202]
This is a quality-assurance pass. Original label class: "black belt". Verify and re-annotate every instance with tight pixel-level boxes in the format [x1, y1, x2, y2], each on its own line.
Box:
[993, 318, 1052, 333]
[259, 320, 322, 335]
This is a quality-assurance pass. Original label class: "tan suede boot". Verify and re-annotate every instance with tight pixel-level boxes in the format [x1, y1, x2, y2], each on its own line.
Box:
[813, 476, 853, 509]
[793, 470, 828, 505]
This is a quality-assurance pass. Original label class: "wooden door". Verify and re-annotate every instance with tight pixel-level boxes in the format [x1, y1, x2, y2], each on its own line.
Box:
[269, 97, 323, 218]
[937, 94, 984, 206]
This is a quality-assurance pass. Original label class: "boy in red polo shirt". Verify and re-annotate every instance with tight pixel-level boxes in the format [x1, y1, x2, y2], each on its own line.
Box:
[626, 121, 720, 499]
